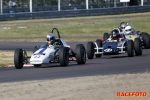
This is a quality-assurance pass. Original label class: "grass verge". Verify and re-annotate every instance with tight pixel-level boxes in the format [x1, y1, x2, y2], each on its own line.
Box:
[0, 50, 32, 67]
[0, 12, 150, 42]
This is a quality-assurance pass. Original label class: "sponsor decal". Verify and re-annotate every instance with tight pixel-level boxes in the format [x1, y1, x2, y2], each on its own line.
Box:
[34, 55, 41, 58]
[117, 92, 148, 98]
[104, 48, 112, 52]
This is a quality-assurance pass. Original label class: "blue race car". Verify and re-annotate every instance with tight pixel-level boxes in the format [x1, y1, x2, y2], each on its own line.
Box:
[87, 28, 142, 59]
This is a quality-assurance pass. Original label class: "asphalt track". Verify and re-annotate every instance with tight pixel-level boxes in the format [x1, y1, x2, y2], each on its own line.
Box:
[0, 42, 150, 83]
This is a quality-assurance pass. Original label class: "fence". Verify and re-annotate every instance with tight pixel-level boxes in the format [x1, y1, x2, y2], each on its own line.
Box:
[0, 5, 150, 21]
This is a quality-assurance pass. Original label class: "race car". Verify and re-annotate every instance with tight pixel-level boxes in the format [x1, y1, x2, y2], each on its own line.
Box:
[119, 22, 150, 49]
[14, 28, 86, 69]
[87, 28, 142, 59]
[102, 22, 150, 49]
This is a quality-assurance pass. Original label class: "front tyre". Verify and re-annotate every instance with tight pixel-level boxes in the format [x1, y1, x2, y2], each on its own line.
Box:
[75, 44, 86, 64]
[127, 40, 134, 57]
[103, 33, 109, 41]
[59, 47, 69, 67]
[134, 38, 142, 56]
[87, 42, 94, 59]
[14, 48, 24, 69]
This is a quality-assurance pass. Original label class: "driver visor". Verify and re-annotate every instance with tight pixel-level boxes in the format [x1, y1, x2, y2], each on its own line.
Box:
[126, 29, 131, 31]
[47, 38, 50, 41]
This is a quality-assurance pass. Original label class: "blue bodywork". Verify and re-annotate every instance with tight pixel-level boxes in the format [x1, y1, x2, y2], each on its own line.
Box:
[103, 41, 120, 55]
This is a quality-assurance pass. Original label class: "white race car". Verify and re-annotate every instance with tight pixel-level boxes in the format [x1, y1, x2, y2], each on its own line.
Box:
[14, 28, 86, 69]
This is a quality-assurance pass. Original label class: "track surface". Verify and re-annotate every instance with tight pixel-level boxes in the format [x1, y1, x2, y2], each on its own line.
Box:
[0, 42, 150, 83]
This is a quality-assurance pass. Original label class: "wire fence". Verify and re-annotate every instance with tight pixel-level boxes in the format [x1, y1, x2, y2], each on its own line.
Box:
[1, 0, 131, 8]
[0, 0, 150, 14]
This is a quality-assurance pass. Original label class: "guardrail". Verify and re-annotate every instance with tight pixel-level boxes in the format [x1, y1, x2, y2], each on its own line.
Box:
[0, 5, 150, 21]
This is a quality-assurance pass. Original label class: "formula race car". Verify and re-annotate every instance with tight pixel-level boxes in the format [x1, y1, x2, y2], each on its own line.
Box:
[14, 28, 86, 69]
[87, 28, 142, 59]
[103, 22, 150, 49]
[119, 22, 150, 49]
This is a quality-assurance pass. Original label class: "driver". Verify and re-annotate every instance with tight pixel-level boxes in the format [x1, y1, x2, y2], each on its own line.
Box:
[46, 33, 56, 46]
[124, 25, 134, 35]
[119, 22, 127, 34]
[111, 28, 122, 40]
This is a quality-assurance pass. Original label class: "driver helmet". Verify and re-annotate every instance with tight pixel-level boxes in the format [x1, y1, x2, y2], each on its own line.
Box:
[124, 26, 132, 35]
[120, 23, 127, 32]
[111, 28, 120, 39]
[46, 33, 55, 45]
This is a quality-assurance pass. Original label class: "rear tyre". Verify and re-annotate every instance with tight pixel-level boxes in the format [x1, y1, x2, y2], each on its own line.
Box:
[75, 44, 86, 64]
[103, 33, 109, 41]
[95, 39, 102, 58]
[59, 47, 69, 67]
[144, 33, 150, 49]
[141, 32, 146, 40]
[127, 40, 134, 57]
[134, 38, 142, 56]
[14, 48, 24, 69]
[87, 42, 94, 59]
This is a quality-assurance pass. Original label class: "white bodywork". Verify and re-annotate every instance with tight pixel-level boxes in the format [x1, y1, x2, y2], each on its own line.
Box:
[30, 47, 55, 64]
[30, 38, 70, 65]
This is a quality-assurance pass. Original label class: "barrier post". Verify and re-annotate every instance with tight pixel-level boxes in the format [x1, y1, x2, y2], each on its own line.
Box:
[141, 0, 143, 6]
[30, 0, 32, 12]
[0, 0, 3, 14]
[58, 0, 60, 11]
[114, 0, 116, 8]
[86, 0, 88, 9]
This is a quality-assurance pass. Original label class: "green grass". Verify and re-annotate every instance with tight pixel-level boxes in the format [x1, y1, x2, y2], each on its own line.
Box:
[0, 12, 150, 42]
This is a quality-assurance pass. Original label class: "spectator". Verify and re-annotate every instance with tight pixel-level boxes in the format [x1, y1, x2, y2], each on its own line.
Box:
[68, 0, 76, 6]
[12, 0, 17, 8]
[8, 0, 13, 8]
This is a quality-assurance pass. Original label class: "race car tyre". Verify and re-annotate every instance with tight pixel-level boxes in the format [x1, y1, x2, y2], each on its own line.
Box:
[127, 40, 134, 57]
[33, 45, 40, 53]
[75, 44, 86, 64]
[134, 38, 142, 56]
[141, 32, 147, 40]
[103, 33, 109, 41]
[34, 64, 41, 67]
[141, 32, 150, 49]
[14, 48, 24, 69]
[87, 42, 94, 59]
[143, 33, 150, 49]
[95, 39, 102, 58]
[59, 47, 69, 67]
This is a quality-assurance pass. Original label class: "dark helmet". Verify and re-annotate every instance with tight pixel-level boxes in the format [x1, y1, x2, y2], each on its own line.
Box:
[46, 33, 55, 45]
[111, 28, 120, 39]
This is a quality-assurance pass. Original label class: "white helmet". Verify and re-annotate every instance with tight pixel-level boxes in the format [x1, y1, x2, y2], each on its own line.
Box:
[120, 23, 126, 29]
[125, 26, 132, 34]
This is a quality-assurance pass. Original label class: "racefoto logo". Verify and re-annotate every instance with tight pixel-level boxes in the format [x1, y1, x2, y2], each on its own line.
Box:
[117, 92, 148, 98]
